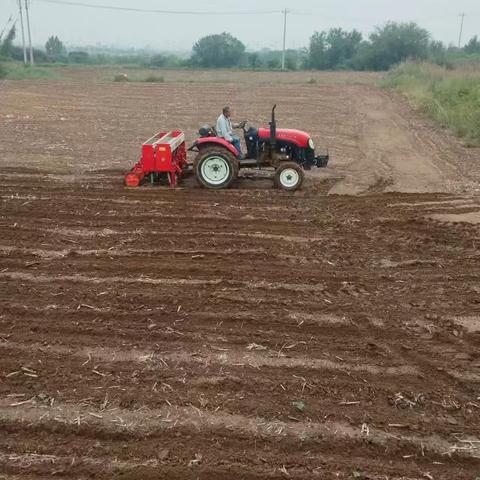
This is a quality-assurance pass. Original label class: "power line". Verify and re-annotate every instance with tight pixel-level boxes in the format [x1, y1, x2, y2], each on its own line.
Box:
[34, 0, 281, 15]
[31, 1, 480, 20]
[291, 10, 480, 23]
[290, 11, 386, 23]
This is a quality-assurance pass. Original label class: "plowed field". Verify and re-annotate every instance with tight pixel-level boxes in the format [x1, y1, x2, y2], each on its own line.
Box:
[1, 70, 480, 479]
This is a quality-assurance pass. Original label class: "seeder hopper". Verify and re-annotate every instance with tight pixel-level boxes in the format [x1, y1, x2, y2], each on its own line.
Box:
[124, 130, 188, 188]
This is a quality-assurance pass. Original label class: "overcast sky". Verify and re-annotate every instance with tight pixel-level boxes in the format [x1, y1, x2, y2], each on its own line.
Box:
[1, 0, 479, 52]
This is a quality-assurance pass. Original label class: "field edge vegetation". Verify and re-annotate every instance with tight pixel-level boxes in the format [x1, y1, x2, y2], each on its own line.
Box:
[383, 61, 480, 147]
[0, 61, 63, 80]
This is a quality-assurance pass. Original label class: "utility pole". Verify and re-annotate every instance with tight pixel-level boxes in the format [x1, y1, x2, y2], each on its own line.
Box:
[458, 13, 465, 48]
[24, 0, 34, 65]
[281, 9, 288, 70]
[17, 0, 27, 65]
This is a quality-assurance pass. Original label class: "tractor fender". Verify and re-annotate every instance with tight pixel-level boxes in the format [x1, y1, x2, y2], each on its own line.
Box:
[193, 137, 239, 157]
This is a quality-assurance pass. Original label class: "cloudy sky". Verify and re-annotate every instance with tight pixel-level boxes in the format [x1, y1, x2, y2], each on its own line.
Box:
[1, 0, 479, 52]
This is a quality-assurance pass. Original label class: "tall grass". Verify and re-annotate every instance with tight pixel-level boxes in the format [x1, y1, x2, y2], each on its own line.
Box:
[382, 62, 480, 146]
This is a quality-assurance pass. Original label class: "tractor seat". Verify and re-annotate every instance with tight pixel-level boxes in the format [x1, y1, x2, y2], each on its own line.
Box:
[198, 125, 217, 137]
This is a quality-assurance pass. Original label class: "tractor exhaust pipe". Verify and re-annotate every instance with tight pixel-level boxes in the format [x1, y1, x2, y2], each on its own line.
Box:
[269, 104, 277, 148]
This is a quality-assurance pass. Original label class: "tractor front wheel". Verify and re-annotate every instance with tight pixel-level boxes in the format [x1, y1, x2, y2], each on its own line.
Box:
[194, 147, 239, 189]
[274, 162, 304, 191]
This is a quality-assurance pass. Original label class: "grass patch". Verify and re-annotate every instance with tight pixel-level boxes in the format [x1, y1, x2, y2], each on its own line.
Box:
[0, 61, 63, 80]
[382, 61, 480, 146]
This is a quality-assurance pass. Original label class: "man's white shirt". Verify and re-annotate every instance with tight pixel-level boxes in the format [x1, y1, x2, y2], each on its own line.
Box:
[216, 114, 234, 142]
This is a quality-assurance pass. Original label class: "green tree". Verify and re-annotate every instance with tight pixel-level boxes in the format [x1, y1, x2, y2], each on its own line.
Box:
[356, 22, 430, 71]
[45, 35, 67, 60]
[68, 51, 90, 64]
[427, 40, 450, 66]
[0, 26, 16, 59]
[191, 32, 245, 67]
[285, 54, 298, 70]
[309, 28, 362, 69]
[247, 52, 261, 68]
[325, 28, 362, 68]
[464, 36, 480, 54]
[267, 58, 281, 69]
[150, 53, 167, 67]
[308, 31, 327, 69]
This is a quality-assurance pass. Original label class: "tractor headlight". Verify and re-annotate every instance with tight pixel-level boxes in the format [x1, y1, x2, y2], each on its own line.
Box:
[308, 138, 315, 150]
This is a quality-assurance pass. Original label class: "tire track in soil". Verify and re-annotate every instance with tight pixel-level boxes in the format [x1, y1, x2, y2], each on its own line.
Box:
[1, 399, 478, 460]
[2, 398, 479, 479]
[2, 339, 477, 439]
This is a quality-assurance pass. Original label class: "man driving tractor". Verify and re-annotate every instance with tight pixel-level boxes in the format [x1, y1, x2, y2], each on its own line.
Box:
[216, 106, 245, 159]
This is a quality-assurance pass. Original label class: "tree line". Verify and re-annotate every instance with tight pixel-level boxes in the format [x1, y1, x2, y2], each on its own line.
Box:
[1, 22, 479, 71]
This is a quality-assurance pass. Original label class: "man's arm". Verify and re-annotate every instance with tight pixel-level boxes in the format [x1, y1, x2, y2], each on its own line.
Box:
[232, 120, 246, 129]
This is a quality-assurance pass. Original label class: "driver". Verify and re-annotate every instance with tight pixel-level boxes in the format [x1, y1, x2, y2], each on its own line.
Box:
[216, 106, 245, 159]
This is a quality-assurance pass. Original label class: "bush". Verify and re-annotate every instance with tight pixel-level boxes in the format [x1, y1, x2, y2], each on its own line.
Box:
[0, 63, 7, 79]
[113, 73, 129, 82]
[142, 74, 164, 82]
[116, 73, 165, 83]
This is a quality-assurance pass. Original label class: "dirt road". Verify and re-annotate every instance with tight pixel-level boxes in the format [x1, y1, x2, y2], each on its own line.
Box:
[1, 71, 480, 479]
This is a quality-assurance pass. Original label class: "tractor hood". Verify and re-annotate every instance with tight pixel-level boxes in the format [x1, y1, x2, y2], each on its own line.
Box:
[258, 128, 310, 148]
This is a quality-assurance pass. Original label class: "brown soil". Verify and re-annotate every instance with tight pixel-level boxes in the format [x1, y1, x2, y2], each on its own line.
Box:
[1, 69, 480, 479]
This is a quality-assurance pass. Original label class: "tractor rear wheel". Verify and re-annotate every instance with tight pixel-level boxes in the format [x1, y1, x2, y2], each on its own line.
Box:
[194, 147, 239, 189]
[274, 162, 304, 191]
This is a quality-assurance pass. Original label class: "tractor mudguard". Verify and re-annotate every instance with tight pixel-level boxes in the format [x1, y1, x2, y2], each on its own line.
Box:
[193, 137, 239, 157]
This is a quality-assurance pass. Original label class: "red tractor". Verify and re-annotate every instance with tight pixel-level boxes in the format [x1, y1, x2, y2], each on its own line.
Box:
[189, 105, 329, 191]
[125, 105, 328, 191]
